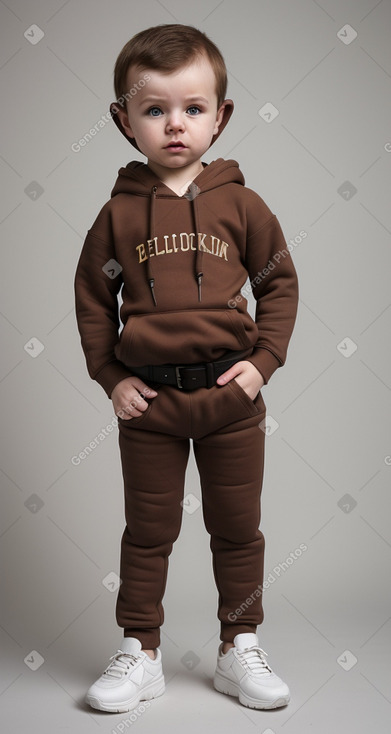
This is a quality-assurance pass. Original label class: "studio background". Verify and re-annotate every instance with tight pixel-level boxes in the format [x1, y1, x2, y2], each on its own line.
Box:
[0, 0, 390, 732]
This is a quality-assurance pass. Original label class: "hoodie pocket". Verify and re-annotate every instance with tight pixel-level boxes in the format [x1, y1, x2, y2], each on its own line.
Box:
[115, 308, 258, 367]
[117, 397, 154, 426]
[229, 377, 266, 415]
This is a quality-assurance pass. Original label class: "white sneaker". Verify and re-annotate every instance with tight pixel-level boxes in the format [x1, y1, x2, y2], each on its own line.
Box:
[85, 637, 165, 712]
[214, 632, 290, 709]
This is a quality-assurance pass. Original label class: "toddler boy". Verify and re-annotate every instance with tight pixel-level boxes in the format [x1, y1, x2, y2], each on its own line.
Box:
[75, 23, 299, 713]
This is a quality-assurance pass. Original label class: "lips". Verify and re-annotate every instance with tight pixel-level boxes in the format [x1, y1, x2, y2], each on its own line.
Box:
[166, 141, 186, 148]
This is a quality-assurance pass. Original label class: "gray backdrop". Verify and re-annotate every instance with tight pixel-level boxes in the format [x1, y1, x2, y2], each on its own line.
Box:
[1, 0, 390, 732]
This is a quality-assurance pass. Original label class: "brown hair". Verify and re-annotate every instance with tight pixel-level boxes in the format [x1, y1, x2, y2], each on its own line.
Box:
[113, 24, 227, 109]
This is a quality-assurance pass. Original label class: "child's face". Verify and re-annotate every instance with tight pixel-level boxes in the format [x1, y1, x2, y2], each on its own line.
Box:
[117, 54, 226, 174]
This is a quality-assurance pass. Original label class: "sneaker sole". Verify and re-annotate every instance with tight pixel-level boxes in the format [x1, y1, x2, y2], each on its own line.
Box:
[85, 675, 165, 713]
[214, 671, 289, 710]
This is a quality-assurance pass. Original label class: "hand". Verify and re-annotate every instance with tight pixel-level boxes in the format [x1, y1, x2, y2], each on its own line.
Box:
[216, 360, 265, 400]
[111, 376, 158, 420]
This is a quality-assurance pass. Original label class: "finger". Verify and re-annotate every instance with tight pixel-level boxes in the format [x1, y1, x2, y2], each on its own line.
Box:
[117, 410, 132, 420]
[216, 362, 243, 385]
[115, 392, 147, 419]
[129, 375, 158, 397]
[141, 383, 158, 396]
[124, 392, 149, 416]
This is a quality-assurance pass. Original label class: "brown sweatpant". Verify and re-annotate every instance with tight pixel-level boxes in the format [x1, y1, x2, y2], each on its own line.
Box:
[116, 375, 267, 649]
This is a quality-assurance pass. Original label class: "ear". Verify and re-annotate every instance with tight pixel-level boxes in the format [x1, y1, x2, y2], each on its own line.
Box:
[209, 99, 234, 148]
[110, 102, 140, 151]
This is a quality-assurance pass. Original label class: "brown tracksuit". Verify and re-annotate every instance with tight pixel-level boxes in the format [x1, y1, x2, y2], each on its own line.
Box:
[74, 157, 299, 648]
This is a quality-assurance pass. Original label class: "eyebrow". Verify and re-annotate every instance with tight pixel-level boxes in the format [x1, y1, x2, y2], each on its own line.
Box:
[139, 96, 209, 105]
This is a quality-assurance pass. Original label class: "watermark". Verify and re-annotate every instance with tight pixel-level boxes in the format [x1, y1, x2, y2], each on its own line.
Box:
[71, 416, 117, 466]
[228, 229, 307, 309]
[337, 650, 358, 671]
[258, 102, 279, 123]
[71, 73, 151, 153]
[227, 543, 308, 621]
[178, 180, 201, 200]
[337, 24, 357, 45]
[110, 701, 151, 732]
[336, 336, 357, 358]
[71, 112, 114, 153]
[71, 387, 152, 465]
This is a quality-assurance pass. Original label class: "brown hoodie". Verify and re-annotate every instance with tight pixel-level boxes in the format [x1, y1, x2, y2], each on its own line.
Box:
[74, 158, 299, 399]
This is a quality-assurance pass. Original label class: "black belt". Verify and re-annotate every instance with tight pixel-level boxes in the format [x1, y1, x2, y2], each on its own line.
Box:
[127, 350, 250, 391]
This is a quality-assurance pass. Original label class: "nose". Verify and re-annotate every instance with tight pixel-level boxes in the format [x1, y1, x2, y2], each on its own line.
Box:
[166, 110, 185, 133]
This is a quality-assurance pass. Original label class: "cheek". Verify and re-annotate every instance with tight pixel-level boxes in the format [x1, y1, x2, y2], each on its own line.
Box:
[203, 113, 219, 130]
[142, 120, 161, 135]
[133, 121, 156, 142]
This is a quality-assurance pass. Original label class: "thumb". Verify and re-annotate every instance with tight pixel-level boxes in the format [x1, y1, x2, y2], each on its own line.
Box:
[216, 362, 242, 385]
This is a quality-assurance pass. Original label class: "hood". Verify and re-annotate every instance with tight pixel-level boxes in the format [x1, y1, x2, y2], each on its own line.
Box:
[110, 158, 245, 307]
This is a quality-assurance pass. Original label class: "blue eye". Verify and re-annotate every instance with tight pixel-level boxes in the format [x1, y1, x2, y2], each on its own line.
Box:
[187, 106, 201, 115]
[147, 107, 162, 116]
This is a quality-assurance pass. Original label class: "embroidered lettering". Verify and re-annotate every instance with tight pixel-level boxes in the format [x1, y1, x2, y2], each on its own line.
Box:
[136, 233, 230, 262]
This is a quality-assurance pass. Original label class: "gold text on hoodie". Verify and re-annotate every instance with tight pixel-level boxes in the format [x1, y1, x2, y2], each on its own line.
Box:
[136, 232, 230, 264]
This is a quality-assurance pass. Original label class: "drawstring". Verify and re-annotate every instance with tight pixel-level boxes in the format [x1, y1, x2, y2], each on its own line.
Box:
[146, 183, 203, 307]
[192, 192, 203, 302]
[147, 186, 157, 306]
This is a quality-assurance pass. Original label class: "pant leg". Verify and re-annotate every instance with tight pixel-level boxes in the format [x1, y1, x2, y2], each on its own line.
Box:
[116, 422, 190, 649]
[193, 411, 266, 643]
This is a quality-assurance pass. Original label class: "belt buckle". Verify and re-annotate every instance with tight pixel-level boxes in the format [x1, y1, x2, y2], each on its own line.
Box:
[175, 365, 183, 389]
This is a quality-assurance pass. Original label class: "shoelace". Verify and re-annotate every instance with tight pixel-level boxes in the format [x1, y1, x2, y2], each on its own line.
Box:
[103, 650, 142, 679]
[235, 646, 273, 676]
